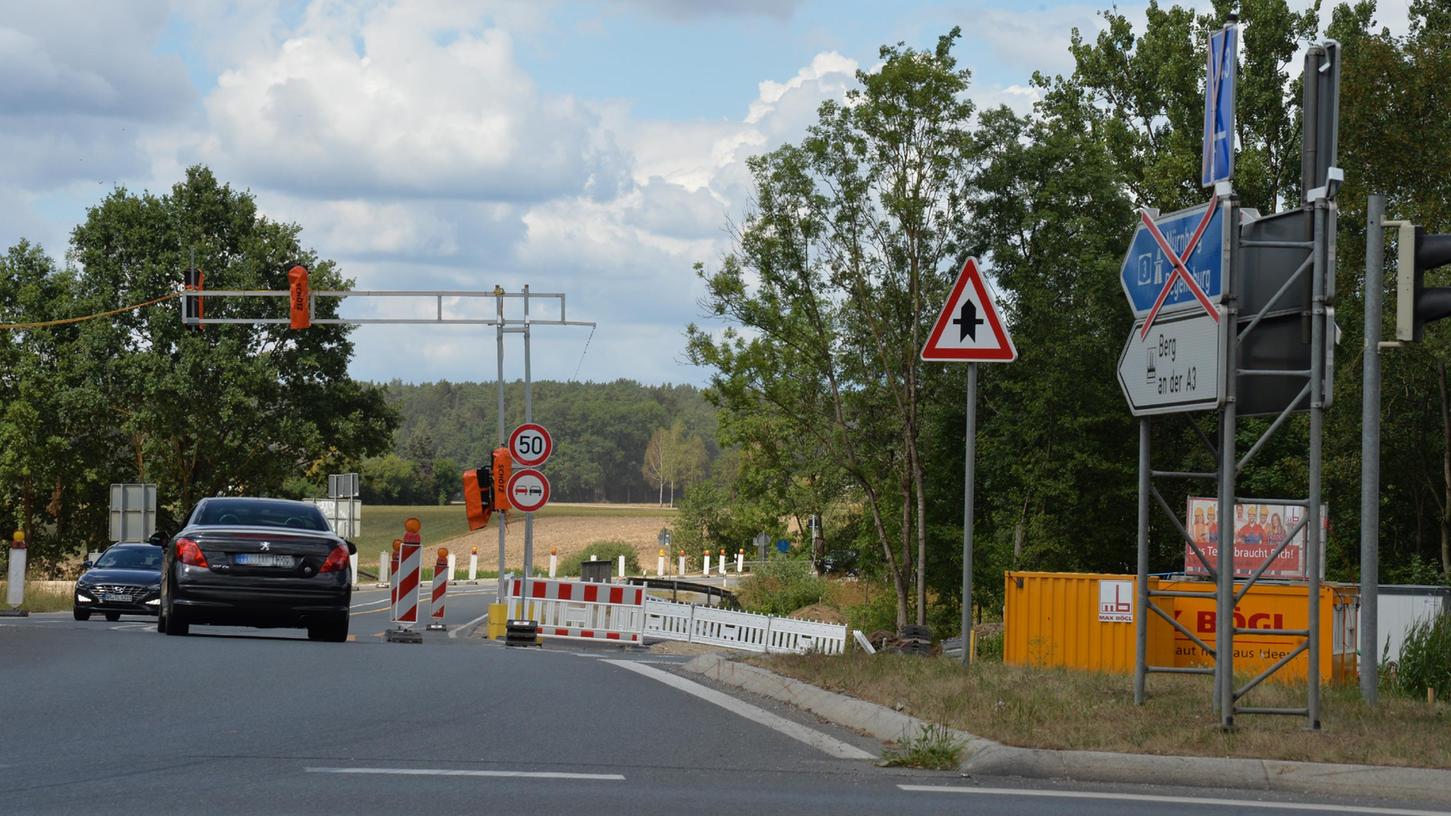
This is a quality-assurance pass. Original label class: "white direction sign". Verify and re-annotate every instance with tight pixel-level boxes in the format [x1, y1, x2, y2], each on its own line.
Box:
[509, 423, 553, 467]
[1117, 310, 1225, 416]
[506, 469, 551, 513]
[921, 258, 1016, 362]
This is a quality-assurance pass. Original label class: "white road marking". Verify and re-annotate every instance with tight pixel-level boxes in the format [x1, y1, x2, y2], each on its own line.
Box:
[305, 767, 624, 781]
[604, 660, 874, 761]
[896, 786, 1451, 815]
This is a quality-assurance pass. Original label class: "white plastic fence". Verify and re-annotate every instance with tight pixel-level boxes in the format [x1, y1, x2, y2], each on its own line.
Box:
[643, 596, 847, 655]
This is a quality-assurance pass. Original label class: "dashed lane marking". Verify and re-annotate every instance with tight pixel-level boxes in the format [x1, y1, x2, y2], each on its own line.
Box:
[305, 767, 624, 781]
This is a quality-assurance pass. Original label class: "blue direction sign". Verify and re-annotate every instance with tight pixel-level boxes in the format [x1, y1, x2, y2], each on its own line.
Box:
[1201, 24, 1238, 187]
[1119, 202, 1225, 318]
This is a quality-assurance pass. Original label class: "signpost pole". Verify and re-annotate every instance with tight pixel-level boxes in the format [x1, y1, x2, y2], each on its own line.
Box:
[522, 285, 533, 615]
[1215, 194, 1238, 729]
[496, 292, 508, 602]
[1360, 194, 1385, 705]
[1307, 196, 1328, 730]
[1134, 418, 1150, 704]
[961, 363, 978, 669]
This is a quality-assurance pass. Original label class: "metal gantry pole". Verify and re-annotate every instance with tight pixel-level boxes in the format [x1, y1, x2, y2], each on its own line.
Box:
[522, 285, 534, 610]
[1135, 417, 1150, 704]
[961, 363, 978, 669]
[1307, 196, 1328, 730]
[1216, 195, 1238, 728]
[496, 293, 508, 604]
[1360, 194, 1385, 705]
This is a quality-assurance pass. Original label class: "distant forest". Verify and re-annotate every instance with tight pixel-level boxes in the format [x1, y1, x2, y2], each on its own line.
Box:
[365, 380, 719, 504]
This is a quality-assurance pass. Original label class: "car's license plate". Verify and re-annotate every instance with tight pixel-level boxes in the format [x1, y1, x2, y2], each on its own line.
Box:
[234, 553, 294, 567]
[101, 593, 133, 603]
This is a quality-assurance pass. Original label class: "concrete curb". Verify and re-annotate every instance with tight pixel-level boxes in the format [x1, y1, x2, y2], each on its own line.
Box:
[680, 653, 1451, 805]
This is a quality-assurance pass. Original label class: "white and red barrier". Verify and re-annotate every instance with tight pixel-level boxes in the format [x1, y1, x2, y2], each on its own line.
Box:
[427, 549, 448, 631]
[393, 539, 421, 624]
[505, 577, 644, 644]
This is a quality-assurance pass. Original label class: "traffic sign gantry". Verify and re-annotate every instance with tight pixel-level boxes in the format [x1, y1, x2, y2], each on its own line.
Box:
[509, 423, 553, 468]
[506, 469, 550, 513]
[920, 258, 1015, 362]
[1120, 200, 1225, 322]
[1117, 309, 1225, 416]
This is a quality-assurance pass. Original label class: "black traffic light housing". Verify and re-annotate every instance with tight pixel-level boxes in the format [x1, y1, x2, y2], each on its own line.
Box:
[1395, 225, 1451, 342]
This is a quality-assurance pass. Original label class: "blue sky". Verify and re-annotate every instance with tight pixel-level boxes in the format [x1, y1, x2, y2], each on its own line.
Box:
[0, 0, 1408, 386]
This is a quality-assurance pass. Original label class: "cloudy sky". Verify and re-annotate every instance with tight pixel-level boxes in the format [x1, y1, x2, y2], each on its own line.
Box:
[0, 0, 1411, 386]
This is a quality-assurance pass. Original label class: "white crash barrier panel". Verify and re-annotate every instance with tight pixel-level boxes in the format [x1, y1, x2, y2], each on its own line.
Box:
[506, 577, 645, 644]
[642, 597, 847, 656]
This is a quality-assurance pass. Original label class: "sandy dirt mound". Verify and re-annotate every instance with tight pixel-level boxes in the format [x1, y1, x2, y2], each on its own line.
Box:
[419, 512, 675, 575]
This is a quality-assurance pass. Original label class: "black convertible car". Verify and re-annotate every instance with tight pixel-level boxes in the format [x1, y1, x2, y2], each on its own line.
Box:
[74, 543, 163, 621]
[158, 497, 353, 642]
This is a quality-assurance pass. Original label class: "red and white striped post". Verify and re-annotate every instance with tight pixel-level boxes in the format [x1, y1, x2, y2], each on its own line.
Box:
[427, 547, 448, 631]
[387, 519, 424, 643]
[388, 540, 401, 611]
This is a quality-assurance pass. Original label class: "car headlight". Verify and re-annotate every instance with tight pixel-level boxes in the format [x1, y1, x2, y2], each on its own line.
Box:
[76, 590, 95, 603]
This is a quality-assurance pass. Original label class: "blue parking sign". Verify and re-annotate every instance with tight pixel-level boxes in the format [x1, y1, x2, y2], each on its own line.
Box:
[1202, 25, 1237, 187]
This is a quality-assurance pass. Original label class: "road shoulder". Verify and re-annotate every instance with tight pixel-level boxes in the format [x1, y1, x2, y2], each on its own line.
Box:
[681, 653, 1451, 806]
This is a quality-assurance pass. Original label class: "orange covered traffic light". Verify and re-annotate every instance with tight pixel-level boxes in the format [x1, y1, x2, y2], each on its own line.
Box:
[491, 447, 513, 511]
[462, 466, 492, 530]
[288, 265, 311, 329]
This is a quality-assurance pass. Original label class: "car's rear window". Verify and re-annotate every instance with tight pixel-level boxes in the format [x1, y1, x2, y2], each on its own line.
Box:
[195, 499, 329, 531]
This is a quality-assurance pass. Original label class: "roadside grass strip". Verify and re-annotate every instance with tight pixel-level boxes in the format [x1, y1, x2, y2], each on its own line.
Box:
[604, 660, 874, 760]
[306, 767, 624, 781]
[760, 652, 1451, 768]
[896, 786, 1451, 815]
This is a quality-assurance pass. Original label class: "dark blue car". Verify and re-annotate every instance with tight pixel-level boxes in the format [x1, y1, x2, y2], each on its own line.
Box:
[74, 543, 163, 621]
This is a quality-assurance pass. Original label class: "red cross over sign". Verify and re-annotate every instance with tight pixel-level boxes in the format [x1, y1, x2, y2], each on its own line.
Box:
[1139, 198, 1221, 338]
[921, 258, 1016, 362]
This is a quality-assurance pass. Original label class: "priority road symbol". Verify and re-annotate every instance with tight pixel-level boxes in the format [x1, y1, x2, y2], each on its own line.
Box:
[506, 469, 550, 513]
[509, 423, 553, 468]
[921, 258, 1016, 362]
[1120, 199, 1226, 326]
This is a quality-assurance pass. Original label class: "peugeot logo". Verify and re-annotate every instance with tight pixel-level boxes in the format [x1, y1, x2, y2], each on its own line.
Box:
[260, 542, 271, 552]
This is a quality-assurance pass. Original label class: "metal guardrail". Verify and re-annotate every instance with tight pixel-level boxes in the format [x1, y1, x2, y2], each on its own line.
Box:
[624, 577, 740, 610]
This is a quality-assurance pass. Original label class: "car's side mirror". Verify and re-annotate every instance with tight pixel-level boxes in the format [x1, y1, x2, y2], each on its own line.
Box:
[147, 531, 167, 547]
[81, 560, 93, 571]
[345, 540, 357, 555]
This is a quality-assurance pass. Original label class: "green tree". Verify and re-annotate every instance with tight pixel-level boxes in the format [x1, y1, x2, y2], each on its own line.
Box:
[691, 30, 977, 628]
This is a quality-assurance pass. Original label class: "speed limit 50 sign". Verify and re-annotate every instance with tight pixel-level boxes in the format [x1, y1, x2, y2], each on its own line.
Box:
[509, 423, 553, 467]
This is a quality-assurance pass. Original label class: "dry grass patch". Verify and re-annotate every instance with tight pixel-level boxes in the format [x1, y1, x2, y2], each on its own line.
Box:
[354, 503, 679, 577]
[758, 652, 1451, 769]
[0, 581, 73, 613]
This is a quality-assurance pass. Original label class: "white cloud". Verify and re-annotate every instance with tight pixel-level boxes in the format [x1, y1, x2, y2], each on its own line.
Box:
[195, 2, 629, 203]
[0, 2, 194, 190]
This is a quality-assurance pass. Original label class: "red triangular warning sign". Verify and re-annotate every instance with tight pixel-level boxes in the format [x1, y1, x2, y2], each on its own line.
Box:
[921, 258, 1016, 362]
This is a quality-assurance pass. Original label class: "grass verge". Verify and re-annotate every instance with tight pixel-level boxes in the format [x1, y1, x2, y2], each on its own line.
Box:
[756, 652, 1451, 769]
[0, 581, 74, 613]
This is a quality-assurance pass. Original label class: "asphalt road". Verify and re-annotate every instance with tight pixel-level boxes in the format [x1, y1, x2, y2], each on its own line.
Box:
[2, 585, 1447, 816]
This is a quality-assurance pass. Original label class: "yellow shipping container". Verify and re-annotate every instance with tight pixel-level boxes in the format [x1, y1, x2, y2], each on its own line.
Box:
[1003, 571, 1358, 684]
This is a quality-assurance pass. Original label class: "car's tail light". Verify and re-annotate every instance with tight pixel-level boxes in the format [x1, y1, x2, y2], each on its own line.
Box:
[319, 546, 349, 573]
[176, 537, 209, 568]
